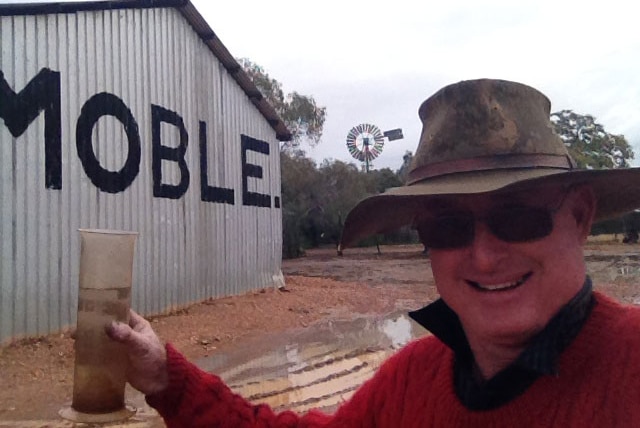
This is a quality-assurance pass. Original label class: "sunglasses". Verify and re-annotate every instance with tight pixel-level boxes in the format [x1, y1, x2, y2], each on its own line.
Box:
[415, 192, 569, 250]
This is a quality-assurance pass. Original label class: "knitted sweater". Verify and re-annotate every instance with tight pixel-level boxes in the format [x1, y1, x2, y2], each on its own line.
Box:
[147, 292, 640, 427]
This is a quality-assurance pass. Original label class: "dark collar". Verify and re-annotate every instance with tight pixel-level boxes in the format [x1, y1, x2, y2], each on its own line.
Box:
[409, 296, 473, 359]
[515, 278, 594, 375]
[409, 277, 595, 410]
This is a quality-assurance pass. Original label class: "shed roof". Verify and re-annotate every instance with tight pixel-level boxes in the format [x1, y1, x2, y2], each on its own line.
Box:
[0, 0, 292, 141]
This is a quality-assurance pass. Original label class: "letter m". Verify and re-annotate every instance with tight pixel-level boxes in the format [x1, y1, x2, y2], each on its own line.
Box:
[0, 68, 62, 189]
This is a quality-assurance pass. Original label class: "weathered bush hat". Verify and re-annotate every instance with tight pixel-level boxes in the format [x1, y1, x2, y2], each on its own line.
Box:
[339, 78, 640, 250]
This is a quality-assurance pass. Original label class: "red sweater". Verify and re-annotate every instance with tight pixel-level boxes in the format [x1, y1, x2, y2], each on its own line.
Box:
[147, 292, 640, 427]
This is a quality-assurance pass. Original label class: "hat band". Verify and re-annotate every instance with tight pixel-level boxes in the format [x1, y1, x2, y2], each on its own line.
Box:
[407, 153, 575, 185]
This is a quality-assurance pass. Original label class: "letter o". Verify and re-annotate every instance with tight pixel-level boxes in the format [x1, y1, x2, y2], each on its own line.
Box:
[76, 92, 141, 193]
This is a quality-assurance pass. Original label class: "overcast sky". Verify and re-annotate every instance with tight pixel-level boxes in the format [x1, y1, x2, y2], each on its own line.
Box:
[191, 0, 640, 170]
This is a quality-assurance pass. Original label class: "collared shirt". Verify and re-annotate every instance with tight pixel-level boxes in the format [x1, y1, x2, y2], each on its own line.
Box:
[409, 277, 595, 411]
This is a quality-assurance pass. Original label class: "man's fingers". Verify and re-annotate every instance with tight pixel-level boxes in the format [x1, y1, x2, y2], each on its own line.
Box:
[105, 309, 169, 395]
[106, 310, 147, 343]
[107, 320, 154, 356]
[105, 320, 133, 342]
[129, 309, 153, 333]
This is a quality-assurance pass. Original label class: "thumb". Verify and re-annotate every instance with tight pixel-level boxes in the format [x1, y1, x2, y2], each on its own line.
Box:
[105, 320, 134, 343]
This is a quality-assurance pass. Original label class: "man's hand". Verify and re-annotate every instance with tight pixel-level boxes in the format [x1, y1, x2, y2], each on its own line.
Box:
[106, 310, 169, 395]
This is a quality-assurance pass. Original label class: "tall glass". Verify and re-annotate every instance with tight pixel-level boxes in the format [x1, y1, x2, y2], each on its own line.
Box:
[62, 229, 137, 422]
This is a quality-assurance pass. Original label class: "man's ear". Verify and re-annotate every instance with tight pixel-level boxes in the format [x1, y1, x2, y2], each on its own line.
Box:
[570, 185, 597, 242]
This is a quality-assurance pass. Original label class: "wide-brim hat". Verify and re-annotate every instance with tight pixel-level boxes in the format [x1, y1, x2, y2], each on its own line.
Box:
[339, 79, 640, 250]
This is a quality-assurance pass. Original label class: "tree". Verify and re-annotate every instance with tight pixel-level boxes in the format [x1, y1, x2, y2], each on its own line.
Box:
[310, 161, 407, 249]
[396, 151, 414, 183]
[550, 110, 634, 169]
[367, 167, 403, 194]
[239, 58, 327, 153]
[316, 160, 371, 246]
[279, 153, 409, 257]
[279, 152, 323, 258]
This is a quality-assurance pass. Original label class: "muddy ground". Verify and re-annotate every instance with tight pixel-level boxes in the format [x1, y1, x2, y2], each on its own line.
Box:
[0, 242, 638, 424]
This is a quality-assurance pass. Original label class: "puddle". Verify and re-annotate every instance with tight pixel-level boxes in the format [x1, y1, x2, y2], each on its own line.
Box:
[197, 312, 428, 413]
[615, 266, 640, 276]
[0, 311, 426, 426]
[586, 254, 640, 284]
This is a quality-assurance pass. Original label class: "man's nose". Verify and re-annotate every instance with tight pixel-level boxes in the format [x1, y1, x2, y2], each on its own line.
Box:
[468, 222, 509, 271]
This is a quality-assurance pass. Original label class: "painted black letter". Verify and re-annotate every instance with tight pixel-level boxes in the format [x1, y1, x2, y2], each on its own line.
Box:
[199, 121, 234, 204]
[151, 105, 190, 199]
[241, 134, 271, 207]
[0, 68, 61, 189]
[76, 93, 141, 193]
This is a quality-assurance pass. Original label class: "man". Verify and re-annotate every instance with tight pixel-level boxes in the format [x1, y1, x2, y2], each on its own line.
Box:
[108, 79, 640, 426]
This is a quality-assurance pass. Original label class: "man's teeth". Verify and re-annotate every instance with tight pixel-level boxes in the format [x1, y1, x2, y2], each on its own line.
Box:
[470, 273, 531, 291]
[479, 282, 519, 290]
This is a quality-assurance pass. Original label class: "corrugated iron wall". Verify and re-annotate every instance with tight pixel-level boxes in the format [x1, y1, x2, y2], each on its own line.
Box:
[0, 6, 283, 343]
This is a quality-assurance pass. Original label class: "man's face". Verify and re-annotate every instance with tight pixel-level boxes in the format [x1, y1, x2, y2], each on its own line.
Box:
[423, 185, 595, 345]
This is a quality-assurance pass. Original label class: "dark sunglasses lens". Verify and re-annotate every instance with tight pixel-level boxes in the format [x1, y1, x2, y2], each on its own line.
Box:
[489, 207, 554, 242]
[418, 215, 474, 249]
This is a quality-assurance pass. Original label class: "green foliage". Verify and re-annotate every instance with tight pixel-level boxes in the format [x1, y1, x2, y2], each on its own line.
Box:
[280, 152, 409, 258]
[368, 167, 403, 193]
[317, 160, 371, 245]
[396, 150, 414, 183]
[591, 211, 640, 236]
[550, 110, 634, 169]
[280, 152, 322, 258]
[239, 58, 327, 153]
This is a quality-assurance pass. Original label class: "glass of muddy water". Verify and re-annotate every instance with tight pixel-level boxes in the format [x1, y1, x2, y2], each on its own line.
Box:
[61, 229, 137, 423]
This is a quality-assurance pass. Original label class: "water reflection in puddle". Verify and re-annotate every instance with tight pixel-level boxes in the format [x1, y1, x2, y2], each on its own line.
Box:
[197, 312, 428, 413]
[616, 266, 640, 276]
[586, 254, 640, 284]
[585, 253, 640, 305]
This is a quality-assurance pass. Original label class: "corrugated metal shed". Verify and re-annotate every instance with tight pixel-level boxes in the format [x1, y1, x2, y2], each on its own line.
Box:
[0, 0, 290, 343]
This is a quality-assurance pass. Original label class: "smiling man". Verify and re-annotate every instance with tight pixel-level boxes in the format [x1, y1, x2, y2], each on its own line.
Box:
[407, 184, 596, 410]
[336, 79, 640, 423]
[108, 79, 640, 427]
[419, 185, 591, 366]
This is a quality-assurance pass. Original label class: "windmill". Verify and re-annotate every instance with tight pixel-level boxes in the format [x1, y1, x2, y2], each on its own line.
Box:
[346, 123, 403, 172]
[340, 124, 404, 256]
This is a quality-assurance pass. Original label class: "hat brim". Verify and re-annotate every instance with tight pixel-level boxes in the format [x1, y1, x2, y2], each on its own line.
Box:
[339, 167, 640, 250]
